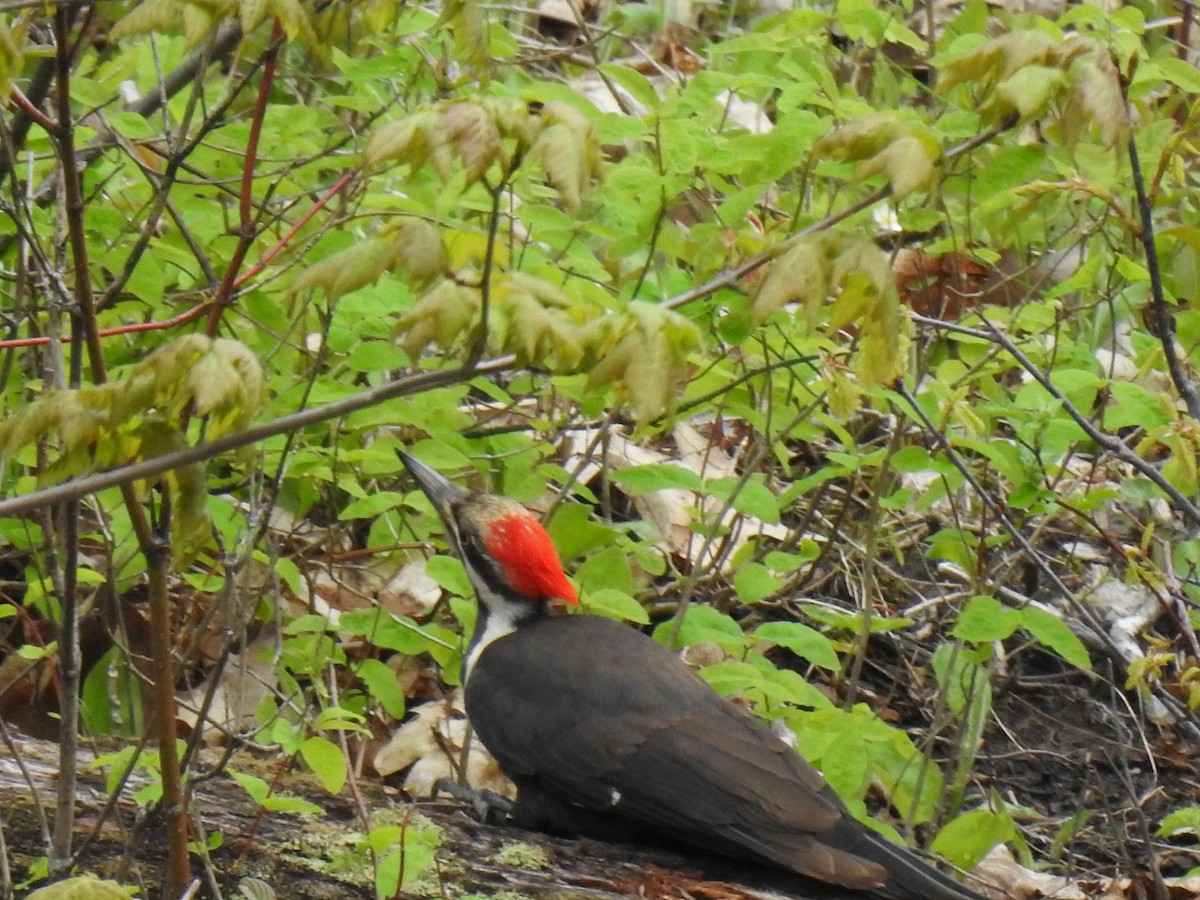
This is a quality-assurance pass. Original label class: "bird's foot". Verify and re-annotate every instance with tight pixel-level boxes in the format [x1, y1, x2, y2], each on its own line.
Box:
[433, 777, 514, 824]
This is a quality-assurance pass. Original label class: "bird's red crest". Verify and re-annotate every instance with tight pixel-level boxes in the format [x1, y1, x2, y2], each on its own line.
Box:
[484, 511, 578, 605]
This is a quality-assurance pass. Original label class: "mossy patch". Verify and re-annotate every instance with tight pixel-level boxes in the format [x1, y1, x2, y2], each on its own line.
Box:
[487, 842, 550, 870]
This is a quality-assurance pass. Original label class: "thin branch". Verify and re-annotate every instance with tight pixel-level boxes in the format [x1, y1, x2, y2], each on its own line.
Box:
[46, 8, 191, 892]
[206, 19, 285, 335]
[1127, 131, 1200, 421]
[468, 182, 505, 366]
[7, 86, 56, 132]
[0, 160, 356, 351]
[32, 21, 243, 207]
[895, 381, 1200, 739]
[910, 312, 1200, 530]
[0, 358, 516, 518]
[47, 5, 87, 873]
[234, 169, 357, 288]
[661, 118, 1020, 314]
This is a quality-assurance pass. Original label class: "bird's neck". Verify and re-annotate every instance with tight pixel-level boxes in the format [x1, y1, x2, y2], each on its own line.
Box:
[463, 583, 547, 680]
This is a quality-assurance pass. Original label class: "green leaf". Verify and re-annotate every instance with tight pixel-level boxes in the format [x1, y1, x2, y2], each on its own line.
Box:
[596, 64, 662, 112]
[698, 660, 772, 700]
[1064, 50, 1126, 147]
[931, 808, 1016, 871]
[17, 641, 57, 661]
[993, 65, 1066, 123]
[891, 445, 933, 472]
[1156, 58, 1200, 93]
[434, 102, 503, 185]
[611, 463, 703, 495]
[733, 562, 782, 604]
[363, 111, 439, 170]
[396, 281, 479, 358]
[340, 491, 406, 519]
[424, 555, 471, 597]
[575, 544, 634, 595]
[339, 608, 451, 656]
[269, 0, 316, 43]
[707, 476, 780, 524]
[240, 0, 270, 32]
[952, 595, 1020, 643]
[291, 238, 399, 300]
[0, 16, 23, 99]
[818, 114, 940, 197]
[299, 736, 348, 794]
[1019, 607, 1091, 670]
[372, 820, 441, 895]
[583, 588, 650, 624]
[356, 659, 408, 718]
[533, 103, 601, 210]
[111, 0, 178, 41]
[231, 771, 323, 816]
[1104, 382, 1171, 431]
[392, 219, 447, 281]
[654, 604, 747, 652]
[754, 621, 840, 670]
[345, 341, 409, 374]
[753, 239, 826, 325]
[927, 528, 977, 573]
[584, 302, 703, 423]
[1159, 806, 1200, 837]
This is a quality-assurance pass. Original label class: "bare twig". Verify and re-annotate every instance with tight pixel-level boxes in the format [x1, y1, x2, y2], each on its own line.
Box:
[24, 20, 244, 209]
[469, 182, 506, 366]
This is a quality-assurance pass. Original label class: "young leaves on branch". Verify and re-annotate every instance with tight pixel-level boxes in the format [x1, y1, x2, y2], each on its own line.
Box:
[584, 302, 703, 424]
[0, 335, 264, 469]
[815, 113, 941, 198]
[0, 336, 264, 561]
[938, 30, 1126, 147]
[0, 16, 23, 101]
[291, 220, 447, 302]
[395, 272, 589, 371]
[363, 99, 601, 209]
[531, 102, 604, 213]
[753, 232, 909, 389]
[435, 0, 491, 74]
[111, 0, 317, 45]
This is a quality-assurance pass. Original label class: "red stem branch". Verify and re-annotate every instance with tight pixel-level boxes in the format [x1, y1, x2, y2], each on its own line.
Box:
[206, 18, 286, 335]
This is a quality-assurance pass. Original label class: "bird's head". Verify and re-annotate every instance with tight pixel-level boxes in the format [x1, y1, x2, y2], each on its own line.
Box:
[401, 452, 578, 613]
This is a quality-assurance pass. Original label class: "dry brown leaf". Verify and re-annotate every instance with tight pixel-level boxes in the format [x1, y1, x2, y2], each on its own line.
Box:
[970, 844, 1083, 899]
[373, 692, 515, 799]
[567, 423, 789, 573]
[376, 559, 442, 618]
[177, 637, 277, 742]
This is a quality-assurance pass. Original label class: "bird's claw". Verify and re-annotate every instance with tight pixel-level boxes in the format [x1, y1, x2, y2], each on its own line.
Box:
[434, 777, 514, 824]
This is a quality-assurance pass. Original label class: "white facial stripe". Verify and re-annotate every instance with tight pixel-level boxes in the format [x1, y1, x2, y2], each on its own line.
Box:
[462, 584, 524, 680]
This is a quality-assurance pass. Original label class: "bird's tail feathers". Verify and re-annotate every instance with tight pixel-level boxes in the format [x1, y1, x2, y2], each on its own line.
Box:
[838, 824, 986, 900]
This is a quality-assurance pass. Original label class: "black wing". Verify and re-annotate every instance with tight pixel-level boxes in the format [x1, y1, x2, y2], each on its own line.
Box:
[464, 614, 887, 890]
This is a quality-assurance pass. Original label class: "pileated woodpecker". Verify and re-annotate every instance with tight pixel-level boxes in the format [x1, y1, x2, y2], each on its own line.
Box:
[401, 453, 989, 900]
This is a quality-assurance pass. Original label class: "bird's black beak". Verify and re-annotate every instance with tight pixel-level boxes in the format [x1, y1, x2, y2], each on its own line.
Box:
[400, 451, 469, 542]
